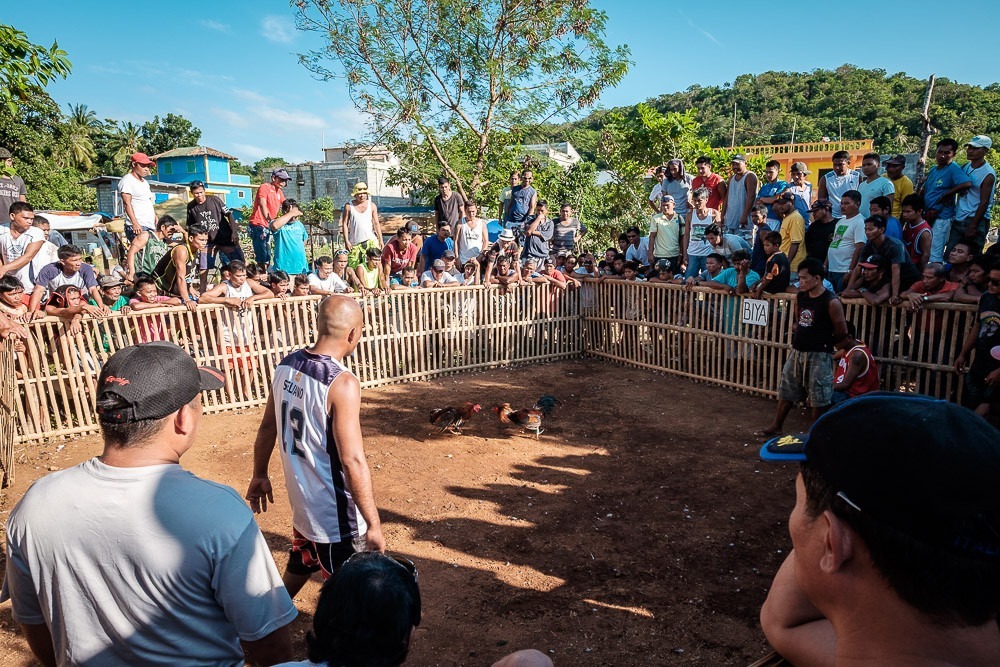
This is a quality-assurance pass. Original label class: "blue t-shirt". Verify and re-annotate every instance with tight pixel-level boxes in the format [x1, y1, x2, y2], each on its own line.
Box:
[885, 216, 903, 241]
[713, 266, 762, 289]
[506, 185, 536, 224]
[923, 162, 971, 219]
[757, 180, 789, 220]
[420, 235, 454, 264]
[272, 220, 309, 275]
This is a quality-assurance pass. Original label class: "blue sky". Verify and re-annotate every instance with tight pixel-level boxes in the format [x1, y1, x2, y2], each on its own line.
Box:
[7, 1, 999, 166]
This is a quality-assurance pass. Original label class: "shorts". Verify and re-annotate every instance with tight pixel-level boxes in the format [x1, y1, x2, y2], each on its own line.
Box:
[208, 243, 246, 268]
[778, 349, 834, 407]
[287, 527, 357, 579]
[249, 225, 271, 266]
[222, 346, 257, 370]
[347, 239, 378, 268]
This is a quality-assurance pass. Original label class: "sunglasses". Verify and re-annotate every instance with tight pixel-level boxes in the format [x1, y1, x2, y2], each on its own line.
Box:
[334, 249, 349, 256]
[989, 278, 1000, 287]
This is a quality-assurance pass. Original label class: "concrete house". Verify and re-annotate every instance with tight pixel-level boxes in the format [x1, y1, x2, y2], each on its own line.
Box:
[150, 146, 256, 210]
[282, 144, 410, 207]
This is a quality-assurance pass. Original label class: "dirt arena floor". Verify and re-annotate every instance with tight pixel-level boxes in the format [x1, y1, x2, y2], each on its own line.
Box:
[0, 358, 814, 666]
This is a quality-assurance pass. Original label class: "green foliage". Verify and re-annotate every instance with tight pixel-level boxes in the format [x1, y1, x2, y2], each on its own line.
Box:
[299, 196, 338, 228]
[0, 24, 71, 116]
[251, 157, 287, 184]
[295, 0, 629, 198]
[230, 160, 253, 177]
[140, 113, 202, 156]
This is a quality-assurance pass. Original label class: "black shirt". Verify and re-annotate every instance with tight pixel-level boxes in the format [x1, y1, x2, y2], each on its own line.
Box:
[187, 196, 233, 245]
[794, 288, 837, 353]
[433, 192, 466, 227]
[972, 292, 1000, 376]
[762, 251, 791, 293]
[804, 218, 839, 263]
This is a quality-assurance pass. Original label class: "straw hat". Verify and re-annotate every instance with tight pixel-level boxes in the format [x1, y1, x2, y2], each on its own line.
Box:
[352, 182, 369, 195]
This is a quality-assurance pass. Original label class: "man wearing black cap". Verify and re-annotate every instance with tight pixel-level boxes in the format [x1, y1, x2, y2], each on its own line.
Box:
[759, 394, 1000, 666]
[2, 342, 296, 666]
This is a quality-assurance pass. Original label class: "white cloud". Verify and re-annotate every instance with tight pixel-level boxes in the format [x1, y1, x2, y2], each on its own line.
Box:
[328, 107, 369, 139]
[261, 15, 296, 44]
[211, 108, 251, 129]
[255, 106, 326, 130]
[231, 143, 275, 163]
[688, 20, 723, 47]
[231, 88, 270, 104]
[200, 19, 231, 32]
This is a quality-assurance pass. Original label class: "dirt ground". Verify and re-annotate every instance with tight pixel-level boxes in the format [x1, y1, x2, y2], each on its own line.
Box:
[0, 358, 812, 666]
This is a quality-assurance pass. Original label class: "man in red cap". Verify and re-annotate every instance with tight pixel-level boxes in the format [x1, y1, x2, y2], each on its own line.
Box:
[118, 152, 157, 239]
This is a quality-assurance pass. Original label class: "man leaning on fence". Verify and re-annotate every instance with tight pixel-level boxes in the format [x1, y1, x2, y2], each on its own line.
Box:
[1, 342, 297, 666]
[758, 258, 848, 436]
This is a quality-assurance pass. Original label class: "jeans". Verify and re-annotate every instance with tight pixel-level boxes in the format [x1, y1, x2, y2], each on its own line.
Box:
[685, 255, 707, 278]
[928, 216, 952, 263]
[827, 272, 846, 293]
[249, 225, 271, 266]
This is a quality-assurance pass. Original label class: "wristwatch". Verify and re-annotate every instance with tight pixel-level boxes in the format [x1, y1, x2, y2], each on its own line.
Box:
[922, 295, 929, 303]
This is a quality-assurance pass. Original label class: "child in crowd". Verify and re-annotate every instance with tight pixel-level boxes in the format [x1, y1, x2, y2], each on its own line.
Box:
[267, 270, 290, 298]
[647, 260, 675, 284]
[292, 273, 311, 296]
[130, 276, 182, 343]
[0, 275, 30, 321]
[751, 231, 791, 296]
[391, 265, 421, 290]
[356, 246, 388, 296]
[89, 275, 132, 352]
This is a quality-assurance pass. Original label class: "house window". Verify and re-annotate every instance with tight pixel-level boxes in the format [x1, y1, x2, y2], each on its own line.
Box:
[162, 162, 173, 175]
[186, 160, 196, 173]
[238, 190, 245, 199]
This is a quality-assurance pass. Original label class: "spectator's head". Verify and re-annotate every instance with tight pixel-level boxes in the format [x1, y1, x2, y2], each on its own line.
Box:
[536, 199, 549, 216]
[188, 180, 208, 204]
[156, 215, 180, 236]
[948, 241, 977, 266]
[899, 194, 925, 224]
[883, 154, 906, 179]
[750, 204, 768, 227]
[622, 261, 639, 280]
[395, 225, 412, 244]
[625, 227, 641, 247]
[831, 150, 851, 174]
[665, 158, 685, 181]
[0, 146, 12, 167]
[692, 187, 710, 206]
[861, 152, 881, 178]
[305, 552, 421, 667]
[293, 273, 311, 296]
[612, 254, 626, 274]
[268, 270, 290, 295]
[790, 161, 810, 183]
[522, 258, 538, 275]
[48, 284, 82, 309]
[365, 247, 381, 265]
[31, 213, 51, 240]
[704, 225, 722, 246]
[442, 249, 457, 268]
[402, 265, 418, 285]
[868, 196, 893, 219]
[655, 260, 671, 279]
[219, 264, 232, 283]
[543, 257, 557, 273]
[129, 152, 156, 176]
[965, 135, 993, 163]
[966, 255, 991, 287]
[271, 168, 291, 187]
[554, 250, 567, 267]
[731, 153, 748, 173]
[859, 255, 887, 283]
[436, 222, 451, 240]
[935, 138, 959, 165]
[0, 275, 26, 308]
[563, 254, 578, 271]
[864, 215, 887, 241]
[245, 261, 260, 278]
[604, 247, 617, 263]
[520, 170, 533, 186]
[921, 262, 949, 290]
[989, 261, 1000, 296]
[510, 170, 520, 187]
[227, 260, 248, 288]
[464, 199, 479, 219]
[764, 159, 781, 182]
[8, 201, 34, 229]
[705, 253, 726, 276]
[316, 256, 335, 279]
[187, 223, 210, 251]
[763, 231, 782, 256]
[95, 342, 224, 450]
[809, 198, 833, 224]
[97, 274, 124, 303]
[133, 276, 159, 302]
[462, 261, 477, 278]
[559, 203, 572, 220]
[617, 233, 629, 251]
[840, 190, 862, 217]
[496, 255, 512, 273]
[660, 194, 676, 215]
[332, 249, 349, 274]
[774, 191, 796, 215]
[58, 244, 84, 274]
[797, 257, 826, 287]
[280, 198, 300, 216]
[695, 155, 714, 177]
[834, 320, 860, 352]
[654, 165, 666, 180]
[731, 249, 751, 264]
[771, 394, 1000, 630]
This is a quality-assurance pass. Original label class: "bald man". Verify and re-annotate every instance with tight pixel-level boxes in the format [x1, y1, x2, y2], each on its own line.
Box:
[247, 295, 384, 597]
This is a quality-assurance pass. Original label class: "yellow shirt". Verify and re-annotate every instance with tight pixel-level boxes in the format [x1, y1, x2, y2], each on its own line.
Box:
[779, 211, 807, 271]
[890, 175, 914, 218]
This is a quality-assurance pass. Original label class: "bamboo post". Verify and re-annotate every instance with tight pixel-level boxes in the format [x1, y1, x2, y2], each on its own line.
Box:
[915, 74, 937, 192]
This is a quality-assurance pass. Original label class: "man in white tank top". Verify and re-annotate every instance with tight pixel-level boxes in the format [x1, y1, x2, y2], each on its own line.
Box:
[340, 182, 383, 268]
[455, 199, 486, 266]
[723, 155, 759, 240]
[199, 260, 273, 359]
[247, 296, 384, 597]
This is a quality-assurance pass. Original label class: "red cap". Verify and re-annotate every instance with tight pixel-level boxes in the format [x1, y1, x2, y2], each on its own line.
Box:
[130, 152, 156, 166]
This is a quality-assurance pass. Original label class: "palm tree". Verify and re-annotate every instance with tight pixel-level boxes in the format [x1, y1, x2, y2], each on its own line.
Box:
[110, 122, 143, 172]
[63, 103, 101, 172]
[67, 103, 102, 134]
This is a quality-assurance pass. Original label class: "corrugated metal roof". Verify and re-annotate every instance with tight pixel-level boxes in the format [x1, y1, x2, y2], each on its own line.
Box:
[151, 146, 238, 161]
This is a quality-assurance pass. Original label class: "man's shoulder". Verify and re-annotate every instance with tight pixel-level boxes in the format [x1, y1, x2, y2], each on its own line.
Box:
[36, 261, 62, 282]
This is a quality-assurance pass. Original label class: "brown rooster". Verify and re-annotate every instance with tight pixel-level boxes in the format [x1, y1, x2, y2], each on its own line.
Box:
[429, 402, 481, 434]
[493, 394, 558, 438]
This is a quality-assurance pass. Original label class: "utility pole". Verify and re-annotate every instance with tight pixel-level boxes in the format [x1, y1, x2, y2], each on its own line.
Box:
[915, 74, 937, 191]
[731, 101, 737, 149]
[791, 117, 797, 146]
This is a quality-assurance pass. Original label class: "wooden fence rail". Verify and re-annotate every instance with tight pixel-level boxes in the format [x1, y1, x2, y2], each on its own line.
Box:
[1, 337, 16, 487]
[580, 282, 977, 401]
[0, 281, 978, 450]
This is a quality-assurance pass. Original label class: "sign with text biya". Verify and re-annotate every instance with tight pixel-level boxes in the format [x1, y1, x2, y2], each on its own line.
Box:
[741, 298, 769, 326]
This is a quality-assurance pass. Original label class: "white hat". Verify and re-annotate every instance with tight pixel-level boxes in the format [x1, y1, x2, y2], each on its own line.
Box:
[967, 135, 993, 149]
[498, 229, 515, 241]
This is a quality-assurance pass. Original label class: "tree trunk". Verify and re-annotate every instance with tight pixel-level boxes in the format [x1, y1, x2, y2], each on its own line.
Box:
[915, 74, 936, 192]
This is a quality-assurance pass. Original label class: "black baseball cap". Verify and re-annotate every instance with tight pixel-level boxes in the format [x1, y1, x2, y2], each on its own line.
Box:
[96, 342, 225, 423]
[760, 393, 1000, 560]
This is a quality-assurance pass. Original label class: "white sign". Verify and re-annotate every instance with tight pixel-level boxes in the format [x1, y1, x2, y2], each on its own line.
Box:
[741, 298, 769, 326]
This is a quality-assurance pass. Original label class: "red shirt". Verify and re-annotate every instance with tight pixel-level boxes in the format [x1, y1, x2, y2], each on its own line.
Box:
[692, 173, 724, 210]
[381, 240, 419, 275]
[249, 182, 285, 228]
[835, 343, 879, 397]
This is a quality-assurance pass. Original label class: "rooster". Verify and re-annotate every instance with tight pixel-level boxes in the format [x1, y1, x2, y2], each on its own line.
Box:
[493, 394, 559, 438]
[429, 402, 481, 434]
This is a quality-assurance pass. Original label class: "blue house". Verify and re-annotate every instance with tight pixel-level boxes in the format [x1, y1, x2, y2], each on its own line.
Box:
[150, 146, 256, 214]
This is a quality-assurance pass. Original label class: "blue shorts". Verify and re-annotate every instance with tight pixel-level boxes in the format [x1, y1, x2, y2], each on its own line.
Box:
[249, 225, 271, 266]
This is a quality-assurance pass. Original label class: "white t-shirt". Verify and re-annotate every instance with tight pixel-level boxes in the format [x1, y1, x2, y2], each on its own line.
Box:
[421, 269, 459, 286]
[1, 458, 297, 666]
[29, 239, 59, 284]
[118, 172, 157, 230]
[0, 225, 44, 289]
[857, 176, 895, 218]
[955, 162, 997, 221]
[308, 271, 351, 293]
[624, 237, 649, 264]
[827, 214, 865, 273]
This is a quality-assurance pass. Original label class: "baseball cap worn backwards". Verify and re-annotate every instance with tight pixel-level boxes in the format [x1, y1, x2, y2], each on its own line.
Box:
[96, 342, 225, 424]
[760, 393, 1000, 560]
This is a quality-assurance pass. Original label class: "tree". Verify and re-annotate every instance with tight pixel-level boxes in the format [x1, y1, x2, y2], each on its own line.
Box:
[294, 0, 629, 199]
[251, 156, 287, 184]
[62, 103, 102, 172]
[140, 113, 202, 156]
[0, 23, 71, 115]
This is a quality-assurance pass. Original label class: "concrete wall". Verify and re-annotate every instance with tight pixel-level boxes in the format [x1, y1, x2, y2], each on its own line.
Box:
[283, 162, 410, 207]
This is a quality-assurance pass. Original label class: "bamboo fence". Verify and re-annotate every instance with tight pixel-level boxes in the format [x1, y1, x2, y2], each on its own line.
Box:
[1, 337, 16, 487]
[580, 282, 977, 401]
[0, 282, 978, 453]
